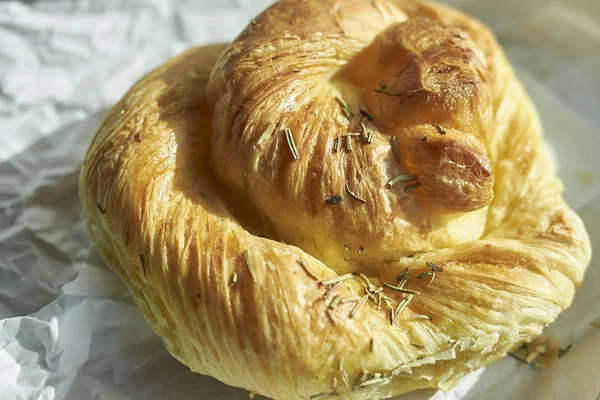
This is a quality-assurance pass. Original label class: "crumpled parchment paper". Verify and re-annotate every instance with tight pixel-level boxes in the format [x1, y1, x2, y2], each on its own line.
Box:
[0, 1, 599, 399]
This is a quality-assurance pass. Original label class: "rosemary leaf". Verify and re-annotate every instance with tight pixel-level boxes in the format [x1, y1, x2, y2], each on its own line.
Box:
[370, 338, 375, 352]
[404, 182, 422, 193]
[396, 267, 410, 281]
[321, 273, 353, 286]
[412, 314, 431, 320]
[374, 88, 399, 96]
[418, 271, 432, 279]
[392, 136, 401, 163]
[426, 261, 444, 272]
[345, 180, 367, 203]
[329, 295, 341, 309]
[383, 282, 420, 295]
[360, 109, 374, 121]
[387, 174, 418, 188]
[97, 203, 105, 214]
[345, 135, 352, 151]
[558, 344, 572, 357]
[340, 296, 361, 304]
[335, 96, 354, 118]
[325, 195, 342, 205]
[437, 124, 447, 135]
[349, 294, 368, 318]
[334, 137, 340, 153]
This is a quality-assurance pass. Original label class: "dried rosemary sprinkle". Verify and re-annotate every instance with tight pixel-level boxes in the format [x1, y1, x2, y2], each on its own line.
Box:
[334, 137, 340, 153]
[335, 96, 354, 118]
[324, 281, 343, 299]
[332, 376, 338, 392]
[360, 109, 374, 121]
[325, 195, 342, 205]
[374, 88, 399, 96]
[330, 295, 341, 309]
[359, 377, 389, 388]
[345, 180, 367, 203]
[242, 172, 249, 192]
[378, 81, 386, 89]
[284, 128, 299, 160]
[352, 371, 366, 391]
[230, 272, 238, 286]
[97, 203, 105, 214]
[349, 294, 369, 318]
[251, 18, 257, 25]
[244, 250, 257, 283]
[421, 135, 428, 142]
[404, 182, 422, 193]
[383, 282, 420, 295]
[418, 271, 432, 279]
[437, 124, 447, 135]
[256, 121, 273, 145]
[389, 307, 395, 325]
[412, 343, 425, 349]
[311, 392, 339, 400]
[396, 267, 410, 282]
[345, 135, 352, 151]
[299, 258, 319, 281]
[392, 136, 401, 163]
[426, 262, 443, 272]
[321, 273, 354, 286]
[558, 344, 572, 357]
[124, 223, 129, 246]
[395, 294, 413, 318]
[370, 338, 375, 353]
[367, 130, 375, 143]
[360, 118, 369, 143]
[341, 296, 361, 304]
[386, 174, 418, 188]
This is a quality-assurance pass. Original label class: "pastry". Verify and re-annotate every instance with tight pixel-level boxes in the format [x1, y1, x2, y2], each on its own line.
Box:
[79, 0, 591, 398]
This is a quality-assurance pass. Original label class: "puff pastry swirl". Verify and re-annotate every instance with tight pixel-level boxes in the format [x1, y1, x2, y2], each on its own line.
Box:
[80, 0, 591, 399]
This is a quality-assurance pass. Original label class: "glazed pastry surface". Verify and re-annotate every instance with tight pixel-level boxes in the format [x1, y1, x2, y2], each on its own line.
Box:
[80, 1, 591, 399]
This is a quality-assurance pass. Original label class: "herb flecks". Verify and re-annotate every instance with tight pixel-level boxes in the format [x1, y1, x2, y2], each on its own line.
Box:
[97, 203, 105, 214]
[350, 294, 368, 318]
[418, 271, 432, 280]
[427, 262, 443, 272]
[387, 174, 418, 188]
[230, 272, 238, 286]
[392, 136, 401, 163]
[369, 338, 375, 353]
[412, 314, 431, 320]
[335, 96, 354, 118]
[396, 267, 410, 282]
[334, 137, 340, 153]
[374, 88, 399, 96]
[383, 281, 420, 295]
[345, 180, 367, 203]
[421, 135, 428, 142]
[437, 124, 447, 135]
[284, 128, 299, 160]
[404, 182, 422, 193]
[558, 344, 572, 357]
[325, 195, 342, 205]
[360, 109, 374, 121]
[244, 250, 257, 283]
[198, 190, 208, 199]
[345, 135, 352, 151]
[321, 273, 353, 286]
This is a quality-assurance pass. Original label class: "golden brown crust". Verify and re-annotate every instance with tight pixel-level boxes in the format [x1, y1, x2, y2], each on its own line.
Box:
[80, 1, 591, 399]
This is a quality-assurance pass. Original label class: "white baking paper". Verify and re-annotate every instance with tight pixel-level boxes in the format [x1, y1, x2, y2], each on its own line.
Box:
[0, 0, 598, 399]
